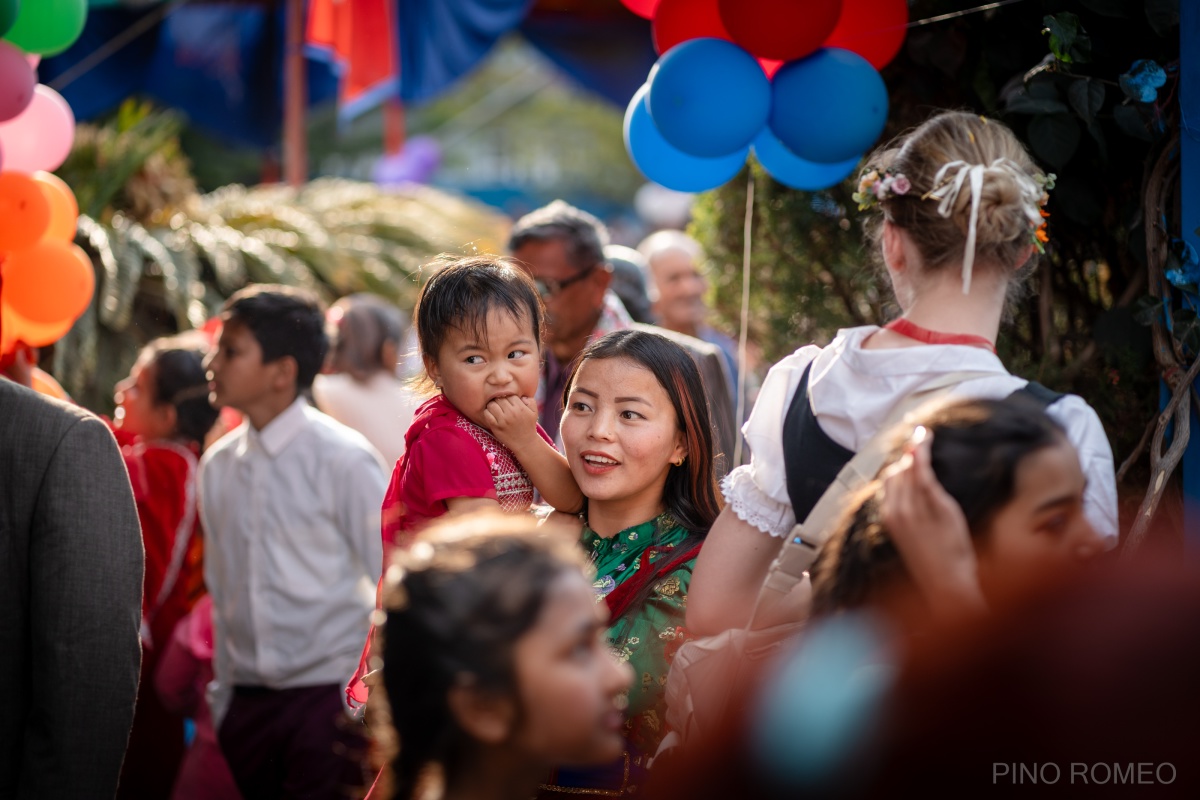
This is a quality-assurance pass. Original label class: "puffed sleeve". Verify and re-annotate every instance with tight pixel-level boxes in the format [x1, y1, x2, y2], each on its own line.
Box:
[1046, 395, 1119, 543]
[722, 346, 821, 538]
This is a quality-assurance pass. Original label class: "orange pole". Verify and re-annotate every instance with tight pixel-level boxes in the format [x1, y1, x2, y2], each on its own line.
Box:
[284, 0, 308, 187]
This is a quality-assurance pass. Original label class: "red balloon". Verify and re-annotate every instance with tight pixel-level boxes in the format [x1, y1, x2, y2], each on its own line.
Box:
[718, 0, 843, 62]
[825, 0, 908, 69]
[653, 0, 730, 54]
[621, 0, 660, 19]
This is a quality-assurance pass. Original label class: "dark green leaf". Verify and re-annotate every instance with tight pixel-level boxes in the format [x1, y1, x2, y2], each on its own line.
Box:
[1068, 79, 1106, 124]
[1080, 0, 1131, 17]
[1145, 0, 1181, 37]
[1007, 81, 1068, 115]
[1007, 93, 1070, 115]
[1086, 119, 1109, 163]
[1029, 79, 1061, 100]
[1113, 104, 1153, 141]
[1043, 13, 1092, 64]
[1132, 295, 1161, 327]
[1028, 114, 1082, 168]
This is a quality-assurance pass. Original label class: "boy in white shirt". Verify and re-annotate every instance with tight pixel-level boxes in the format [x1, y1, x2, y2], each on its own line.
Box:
[199, 285, 387, 798]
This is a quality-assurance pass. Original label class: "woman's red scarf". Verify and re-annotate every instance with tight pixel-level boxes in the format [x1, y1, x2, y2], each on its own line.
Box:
[603, 538, 703, 622]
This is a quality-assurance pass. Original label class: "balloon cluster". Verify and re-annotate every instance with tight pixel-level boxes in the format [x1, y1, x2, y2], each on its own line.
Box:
[0, 0, 93, 358]
[621, 0, 906, 192]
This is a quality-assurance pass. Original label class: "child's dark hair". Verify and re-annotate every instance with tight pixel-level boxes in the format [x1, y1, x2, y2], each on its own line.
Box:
[222, 284, 328, 390]
[327, 293, 407, 382]
[373, 513, 588, 800]
[142, 333, 220, 448]
[414, 256, 544, 371]
[810, 396, 1068, 616]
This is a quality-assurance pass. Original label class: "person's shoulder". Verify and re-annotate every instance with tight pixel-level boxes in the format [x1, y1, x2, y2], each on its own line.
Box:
[303, 404, 383, 458]
[1, 378, 96, 430]
[762, 342, 825, 382]
[199, 421, 245, 466]
[0, 382, 119, 466]
[138, 439, 198, 476]
[1044, 393, 1110, 443]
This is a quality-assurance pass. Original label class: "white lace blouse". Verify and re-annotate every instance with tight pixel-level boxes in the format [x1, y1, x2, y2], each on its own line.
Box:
[722, 326, 1119, 541]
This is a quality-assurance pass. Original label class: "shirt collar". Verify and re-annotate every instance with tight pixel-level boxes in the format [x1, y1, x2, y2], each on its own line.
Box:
[834, 325, 1007, 376]
[247, 397, 310, 458]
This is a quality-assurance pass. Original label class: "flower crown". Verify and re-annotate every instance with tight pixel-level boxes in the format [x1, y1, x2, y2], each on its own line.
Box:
[855, 161, 1056, 293]
[853, 169, 910, 209]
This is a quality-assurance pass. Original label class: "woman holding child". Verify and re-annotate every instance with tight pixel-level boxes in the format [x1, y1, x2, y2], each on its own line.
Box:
[539, 328, 722, 796]
[355, 259, 717, 799]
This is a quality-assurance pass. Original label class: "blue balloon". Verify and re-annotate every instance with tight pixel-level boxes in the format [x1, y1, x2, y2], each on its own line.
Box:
[624, 85, 748, 193]
[769, 48, 888, 164]
[752, 129, 861, 191]
[647, 38, 771, 158]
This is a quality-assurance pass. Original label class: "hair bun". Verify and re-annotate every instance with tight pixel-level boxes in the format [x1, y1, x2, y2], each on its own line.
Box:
[968, 166, 1034, 245]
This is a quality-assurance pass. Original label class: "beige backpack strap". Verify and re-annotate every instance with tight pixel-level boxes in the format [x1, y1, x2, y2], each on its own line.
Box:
[749, 369, 994, 623]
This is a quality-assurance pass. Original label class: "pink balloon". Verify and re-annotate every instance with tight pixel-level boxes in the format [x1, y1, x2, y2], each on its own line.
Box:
[25, 54, 40, 70]
[0, 42, 36, 122]
[0, 84, 74, 173]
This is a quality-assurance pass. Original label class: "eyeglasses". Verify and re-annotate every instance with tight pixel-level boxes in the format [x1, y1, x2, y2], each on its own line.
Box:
[533, 265, 596, 298]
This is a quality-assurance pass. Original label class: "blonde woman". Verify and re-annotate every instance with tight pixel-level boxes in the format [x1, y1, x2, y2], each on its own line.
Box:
[688, 111, 1118, 636]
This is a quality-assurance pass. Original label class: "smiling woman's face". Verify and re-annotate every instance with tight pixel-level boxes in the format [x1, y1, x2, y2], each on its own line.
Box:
[560, 356, 685, 514]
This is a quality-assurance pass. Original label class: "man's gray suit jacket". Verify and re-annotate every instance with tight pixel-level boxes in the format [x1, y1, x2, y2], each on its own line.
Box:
[0, 379, 143, 799]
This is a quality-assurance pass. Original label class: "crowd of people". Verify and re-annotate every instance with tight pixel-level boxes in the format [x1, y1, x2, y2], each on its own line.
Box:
[3, 109, 1196, 800]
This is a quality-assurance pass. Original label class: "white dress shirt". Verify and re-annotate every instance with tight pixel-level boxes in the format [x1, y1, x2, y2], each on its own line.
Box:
[723, 326, 1118, 541]
[199, 398, 387, 724]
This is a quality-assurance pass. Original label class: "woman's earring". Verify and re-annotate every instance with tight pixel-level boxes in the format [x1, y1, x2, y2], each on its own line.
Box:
[673, 456, 685, 467]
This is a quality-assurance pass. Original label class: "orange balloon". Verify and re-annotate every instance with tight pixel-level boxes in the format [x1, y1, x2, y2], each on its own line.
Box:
[1, 239, 94, 325]
[32, 171, 78, 241]
[0, 307, 16, 355]
[0, 171, 51, 251]
[0, 300, 75, 347]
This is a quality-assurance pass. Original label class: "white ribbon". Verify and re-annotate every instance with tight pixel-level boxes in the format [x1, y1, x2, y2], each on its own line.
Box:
[928, 158, 1041, 295]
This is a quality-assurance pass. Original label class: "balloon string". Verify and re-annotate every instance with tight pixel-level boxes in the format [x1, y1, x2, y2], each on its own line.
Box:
[908, 0, 1030, 30]
[732, 170, 754, 469]
[829, 0, 1030, 44]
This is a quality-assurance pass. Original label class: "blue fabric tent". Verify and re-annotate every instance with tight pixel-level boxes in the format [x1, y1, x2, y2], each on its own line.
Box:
[40, 0, 654, 148]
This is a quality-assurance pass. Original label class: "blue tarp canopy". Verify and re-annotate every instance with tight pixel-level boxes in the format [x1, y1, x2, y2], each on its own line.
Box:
[39, 0, 655, 147]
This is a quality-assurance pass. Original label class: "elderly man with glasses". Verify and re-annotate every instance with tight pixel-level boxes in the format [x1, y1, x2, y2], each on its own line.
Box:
[509, 200, 633, 445]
